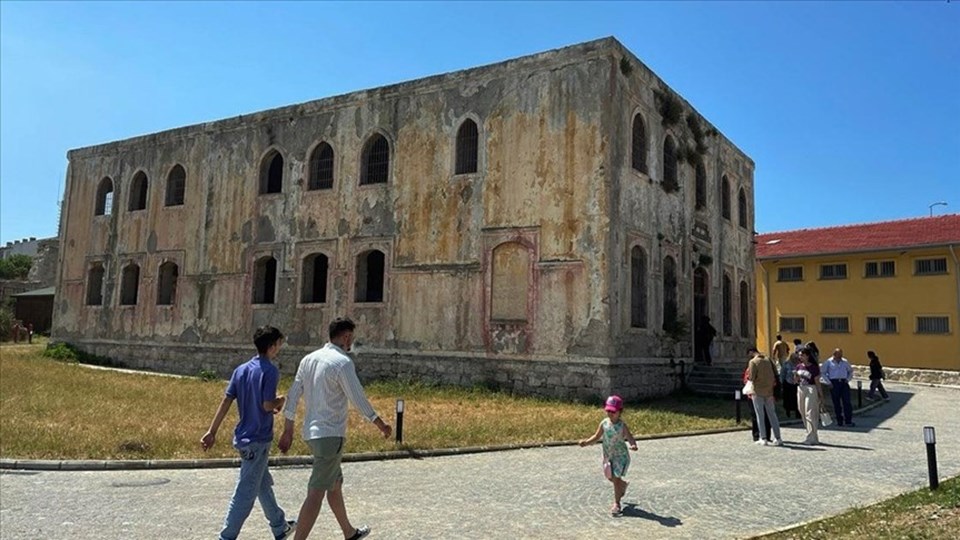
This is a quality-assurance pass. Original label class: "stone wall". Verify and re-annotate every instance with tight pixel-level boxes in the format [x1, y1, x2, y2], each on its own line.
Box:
[851, 365, 960, 387]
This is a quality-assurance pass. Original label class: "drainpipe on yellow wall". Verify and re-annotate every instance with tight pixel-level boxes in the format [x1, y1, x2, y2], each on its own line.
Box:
[949, 245, 960, 367]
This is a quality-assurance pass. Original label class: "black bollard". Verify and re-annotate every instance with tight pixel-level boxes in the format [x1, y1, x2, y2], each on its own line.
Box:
[735, 390, 742, 424]
[396, 399, 404, 444]
[924, 426, 939, 490]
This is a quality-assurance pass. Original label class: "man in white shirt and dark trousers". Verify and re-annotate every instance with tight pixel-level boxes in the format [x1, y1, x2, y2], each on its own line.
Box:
[279, 317, 392, 540]
[822, 348, 855, 427]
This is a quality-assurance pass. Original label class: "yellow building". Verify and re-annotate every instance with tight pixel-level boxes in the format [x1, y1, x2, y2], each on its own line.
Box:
[756, 215, 960, 371]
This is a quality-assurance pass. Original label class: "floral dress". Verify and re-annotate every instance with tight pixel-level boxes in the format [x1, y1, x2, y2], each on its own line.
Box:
[601, 418, 631, 478]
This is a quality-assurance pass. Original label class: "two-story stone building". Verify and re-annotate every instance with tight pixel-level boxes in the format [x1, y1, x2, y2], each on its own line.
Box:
[53, 37, 755, 400]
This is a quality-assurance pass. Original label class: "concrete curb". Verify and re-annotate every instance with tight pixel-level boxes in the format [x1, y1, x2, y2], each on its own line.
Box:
[0, 400, 887, 472]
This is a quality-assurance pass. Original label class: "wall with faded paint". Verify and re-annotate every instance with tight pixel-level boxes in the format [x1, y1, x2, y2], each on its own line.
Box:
[54, 37, 754, 398]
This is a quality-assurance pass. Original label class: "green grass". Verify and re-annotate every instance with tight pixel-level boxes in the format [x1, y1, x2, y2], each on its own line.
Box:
[1, 343, 742, 460]
[756, 475, 960, 539]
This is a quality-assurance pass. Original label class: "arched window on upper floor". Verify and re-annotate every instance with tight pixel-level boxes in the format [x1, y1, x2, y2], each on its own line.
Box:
[252, 256, 277, 304]
[355, 250, 385, 302]
[631, 114, 647, 174]
[695, 160, 707, 210]
[157, 261, 179, 305]
[301, 253, 329, 303]
[95, 177, 114, 216]
[308, 143, 334, 190]
[738, 187, 748, 229]
[260, 150, 283, 194]
[120, 263, 140, 306]
[360, 134, 390, 185]
[455, 119, 479, 175]
[165, 165, 186, 207]
[721, 175, 731, 220]
[662, 135, 678, 192]
[128, 171, 148, 212]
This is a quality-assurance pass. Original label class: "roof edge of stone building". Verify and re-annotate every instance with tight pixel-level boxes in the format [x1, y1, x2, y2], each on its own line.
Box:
[66, 36, 624, 160]
[609, 40, 754, 167]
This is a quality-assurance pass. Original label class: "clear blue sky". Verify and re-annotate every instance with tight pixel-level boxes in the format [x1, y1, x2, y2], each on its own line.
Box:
[1, 1, 957, 245]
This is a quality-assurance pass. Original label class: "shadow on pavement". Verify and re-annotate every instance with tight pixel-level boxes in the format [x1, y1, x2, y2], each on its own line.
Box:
[813, 441, 874, 451]
[619, 503, 683, 526]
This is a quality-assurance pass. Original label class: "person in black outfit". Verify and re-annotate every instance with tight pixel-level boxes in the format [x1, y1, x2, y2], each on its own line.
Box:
[866, 350, 890, 401]
[696, 316, 718, 365]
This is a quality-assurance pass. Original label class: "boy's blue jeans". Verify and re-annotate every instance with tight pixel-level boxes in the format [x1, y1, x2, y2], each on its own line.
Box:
[219, 440, 288, 540]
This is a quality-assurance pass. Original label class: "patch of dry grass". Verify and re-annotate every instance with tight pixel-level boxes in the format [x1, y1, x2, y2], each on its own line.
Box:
[1, 344, 738, 460]
[755, 475, 960, 539]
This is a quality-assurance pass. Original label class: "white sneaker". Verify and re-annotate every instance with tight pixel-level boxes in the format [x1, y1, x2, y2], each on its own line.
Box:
[754, 439, 767, 446]
[770, 439, 783, 446]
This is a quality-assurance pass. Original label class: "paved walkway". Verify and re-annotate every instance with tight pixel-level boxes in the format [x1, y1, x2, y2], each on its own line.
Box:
[1, 383, 957, 539]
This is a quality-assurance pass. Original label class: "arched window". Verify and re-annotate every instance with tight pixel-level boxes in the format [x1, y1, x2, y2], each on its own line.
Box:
[86, 263, 105, 305]
[738, 187, 748, 228]
[128, 171, 148, 211]
[308, 143, 334, 190]
[301, 253, 329, 303]
[455, 119, 479, 174]
[120, 263, 140, 306]
[662, 135, 677, 191]
[95, 177, 114, 216]
[695, 160, 707, 209]
[355, 250, 385, 302]
[165, 165, 186, 206]
[721, 175, 731, 220]
[662, 256, 678, 331]
[260, 150, 283, 194]
[631, 114, 647, 174]
[360, 134, 390, 185]
[740, 280, 750, 337]
[157, 261, 179, 305]
[252, 256, 277, 304]
[491, 242, 529, 321]
[722, 274, 733, 336]
[630, 246, 647, 328]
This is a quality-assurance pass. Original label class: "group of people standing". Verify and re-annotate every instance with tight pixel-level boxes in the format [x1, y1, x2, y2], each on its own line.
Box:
[744, 335, 890, 447]
[201, 318, 389, 540]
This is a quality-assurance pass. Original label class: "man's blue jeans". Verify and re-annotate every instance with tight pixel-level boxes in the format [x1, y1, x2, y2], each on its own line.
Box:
[219, 440, 288, 540]
[830, 380, 853, 425]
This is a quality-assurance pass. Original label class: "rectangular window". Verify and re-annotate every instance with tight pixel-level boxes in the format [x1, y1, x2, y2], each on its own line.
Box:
[821, 316, 850, 333]
[779, 317, 805, 333]
[777, 266, 803, 282]
[915, 258, 948, 276]
[819, 263, 847, 280]
[866, 316, 897, 334]
[916, 316, 950, 334]
[865, 260, 895, 278]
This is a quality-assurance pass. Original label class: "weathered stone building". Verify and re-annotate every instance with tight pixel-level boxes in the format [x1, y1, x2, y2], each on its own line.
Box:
[54, 38, 755, 400]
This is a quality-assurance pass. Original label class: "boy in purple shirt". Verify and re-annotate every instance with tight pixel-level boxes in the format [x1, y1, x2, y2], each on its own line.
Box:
[201, 326, 296, 540]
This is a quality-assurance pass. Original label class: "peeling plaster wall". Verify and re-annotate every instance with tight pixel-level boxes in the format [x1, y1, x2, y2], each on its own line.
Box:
[53, 37, 754, 398]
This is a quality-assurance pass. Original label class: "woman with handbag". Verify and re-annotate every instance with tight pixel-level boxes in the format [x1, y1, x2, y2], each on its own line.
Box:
[743, 348, 771, 444]
[794, 347, 822, 445]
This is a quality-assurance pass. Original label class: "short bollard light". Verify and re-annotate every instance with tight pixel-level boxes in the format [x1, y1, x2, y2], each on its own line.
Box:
[396, 399, 405, 444]
[735, 390, 742, 424]
[857, 380, 863, 408]
[924, 426, 939, 490]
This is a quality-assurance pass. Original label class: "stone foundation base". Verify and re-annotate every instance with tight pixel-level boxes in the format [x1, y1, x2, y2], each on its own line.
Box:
[851, 365, 960, 387]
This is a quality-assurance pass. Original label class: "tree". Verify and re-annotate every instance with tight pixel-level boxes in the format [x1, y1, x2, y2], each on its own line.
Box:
[0, 254, 33, 279]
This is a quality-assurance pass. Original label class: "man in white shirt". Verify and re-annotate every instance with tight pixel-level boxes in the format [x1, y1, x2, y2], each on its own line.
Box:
[279, 318, 391, 540]
[821, 348, 855, 427]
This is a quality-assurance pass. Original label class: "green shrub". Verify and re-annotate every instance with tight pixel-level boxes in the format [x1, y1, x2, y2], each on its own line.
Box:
[42, 342, 80, 361]
[0, 306, 13, 341]
[197, 369, 219, 382]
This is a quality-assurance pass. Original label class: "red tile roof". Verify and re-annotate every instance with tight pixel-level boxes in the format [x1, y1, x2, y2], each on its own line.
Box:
[756, 214, 960, 259]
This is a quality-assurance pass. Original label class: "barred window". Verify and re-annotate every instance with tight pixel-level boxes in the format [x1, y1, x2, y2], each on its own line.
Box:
[915, 258, 948, 276]
[777, 266, 803, 282]
[821, 316, 849, 333]
[916, 316, 950, 334]
[308, 143, 334, 190]
[866, 316, 897, 333]
[360, 134, 390, 185]
[820, 263, 847, 280]
[455, 119, 479, 175]
[865, 260, 895, 278]
[779, 317, 805, 333]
